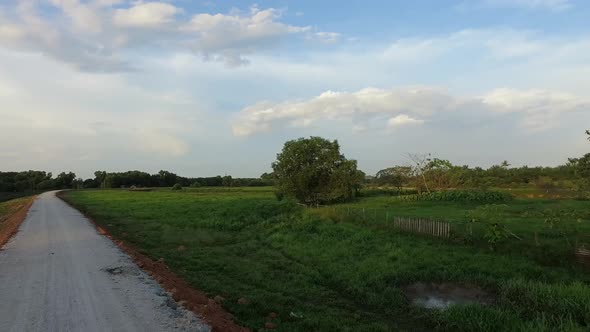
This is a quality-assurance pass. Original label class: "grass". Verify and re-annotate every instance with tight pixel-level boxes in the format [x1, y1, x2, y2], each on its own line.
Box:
[63, 188, 590, 331]
[320, 193, 590, 265]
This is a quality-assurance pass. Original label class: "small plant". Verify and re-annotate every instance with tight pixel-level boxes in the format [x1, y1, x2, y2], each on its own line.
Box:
[171, 183, 182, 191]
[465, 204, 516, 250]
[542, 209, 581, 249]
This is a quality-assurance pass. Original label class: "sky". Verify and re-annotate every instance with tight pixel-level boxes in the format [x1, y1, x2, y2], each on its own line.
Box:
[0, 0, 589, 179]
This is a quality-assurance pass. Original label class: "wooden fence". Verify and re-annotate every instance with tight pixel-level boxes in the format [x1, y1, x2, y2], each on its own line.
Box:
[330, 207, 452, 239]
[392, 217, 451, 238]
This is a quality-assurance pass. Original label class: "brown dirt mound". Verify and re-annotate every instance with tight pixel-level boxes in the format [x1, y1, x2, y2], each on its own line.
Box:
[57, 192, 249, 332]
[0, 198, 35, 248]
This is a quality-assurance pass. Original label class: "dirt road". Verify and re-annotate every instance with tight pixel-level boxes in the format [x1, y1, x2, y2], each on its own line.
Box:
[0, 191, 209, 332]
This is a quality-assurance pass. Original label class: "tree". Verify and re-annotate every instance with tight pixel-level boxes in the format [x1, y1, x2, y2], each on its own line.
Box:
[424, 158, 454, 190]
[55, 172, 76, 189]
[94, 171, 107, 188]
[405, 153, 432, 193]
[222, 175, 233, 188]
[272, 137, 363, 206]
[375, 166, 412, 193]
[158, 170, 177, 187]
[586, 130, 590, 140]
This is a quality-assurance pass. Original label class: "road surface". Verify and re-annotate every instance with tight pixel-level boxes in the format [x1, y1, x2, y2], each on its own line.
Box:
[0, 191, 209, 332]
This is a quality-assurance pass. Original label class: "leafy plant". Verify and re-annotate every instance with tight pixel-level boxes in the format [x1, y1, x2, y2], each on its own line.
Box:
[393, 190, 513, 203]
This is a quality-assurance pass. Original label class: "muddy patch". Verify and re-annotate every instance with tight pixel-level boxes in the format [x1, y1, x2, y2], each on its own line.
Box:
[403, 282, 494, 309]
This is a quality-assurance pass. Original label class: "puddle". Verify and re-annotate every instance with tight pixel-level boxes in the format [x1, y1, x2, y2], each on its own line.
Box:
[403, 282, 493, 309]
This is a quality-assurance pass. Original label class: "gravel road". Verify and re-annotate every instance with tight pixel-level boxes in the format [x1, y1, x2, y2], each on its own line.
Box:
[0, 191, 210, 332]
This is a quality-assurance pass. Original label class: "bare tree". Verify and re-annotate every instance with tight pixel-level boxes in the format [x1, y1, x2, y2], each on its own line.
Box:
[586, 129, 590, 141]
[404, 153, 431, 193]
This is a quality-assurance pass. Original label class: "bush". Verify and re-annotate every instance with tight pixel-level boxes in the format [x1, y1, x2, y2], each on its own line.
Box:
[171, 183, 183, 191]
[274, 191, 284, 201]
[393, 190, 513, 203]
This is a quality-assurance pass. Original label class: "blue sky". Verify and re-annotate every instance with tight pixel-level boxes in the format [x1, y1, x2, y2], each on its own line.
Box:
[0, 0, 589, 178]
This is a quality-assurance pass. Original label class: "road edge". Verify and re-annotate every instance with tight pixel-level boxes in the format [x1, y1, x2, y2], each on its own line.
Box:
[57, 190, 250, 332]
[0, 197, 35, 249]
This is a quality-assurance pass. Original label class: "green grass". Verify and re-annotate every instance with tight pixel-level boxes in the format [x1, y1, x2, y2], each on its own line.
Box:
[63, 189, 590, 331]
[320, 194, 590, 265]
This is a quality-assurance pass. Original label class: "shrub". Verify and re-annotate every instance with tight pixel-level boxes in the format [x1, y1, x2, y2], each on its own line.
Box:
[393, 190, 513, 203]
[171, 183, 182, 191]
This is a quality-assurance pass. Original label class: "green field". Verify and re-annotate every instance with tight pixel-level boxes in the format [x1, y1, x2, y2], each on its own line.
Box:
[63, 188, 590, 332]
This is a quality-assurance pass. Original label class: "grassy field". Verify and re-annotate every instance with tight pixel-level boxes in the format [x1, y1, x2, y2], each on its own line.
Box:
[314, 192, 590, 265]
[63, 188, 590, 332]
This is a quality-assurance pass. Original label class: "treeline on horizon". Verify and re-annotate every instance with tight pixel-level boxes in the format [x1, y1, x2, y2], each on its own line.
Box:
[0, 169, 273, 192]
[1, 157, 588, 194]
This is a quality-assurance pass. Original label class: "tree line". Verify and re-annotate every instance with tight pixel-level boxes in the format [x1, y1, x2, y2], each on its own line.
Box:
[2, 131, 588, 206]
[0, 170, 273, 193]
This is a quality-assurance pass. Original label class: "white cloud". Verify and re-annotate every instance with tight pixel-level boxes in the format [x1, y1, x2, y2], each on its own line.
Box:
[482, 88, 586, 131]
[0, 1, 334, 70]
[113, 2, 181, 28]
[232, 87, 588, 136]
[388, 114, 424, 127]
[0, 24, 24, 41]
[182, 6, 310, 66]
[49, 0, 103, 33]
[313, 32, 341, 44]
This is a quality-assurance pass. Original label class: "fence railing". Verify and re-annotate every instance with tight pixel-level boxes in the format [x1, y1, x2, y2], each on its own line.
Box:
[392, 217, 451, 238]
[320, 206, 453, 238]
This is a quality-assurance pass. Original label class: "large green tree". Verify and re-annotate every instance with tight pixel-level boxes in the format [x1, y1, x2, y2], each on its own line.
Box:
[272, 137, 363, 205]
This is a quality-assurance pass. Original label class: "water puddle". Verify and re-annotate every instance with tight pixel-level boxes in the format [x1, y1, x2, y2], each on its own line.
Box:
[403, 282, 493, 309]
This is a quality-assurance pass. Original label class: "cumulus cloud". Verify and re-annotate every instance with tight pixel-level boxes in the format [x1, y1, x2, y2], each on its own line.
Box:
[182, 6, 310, 66]
[113, 2, 181, 28]
[0, 1, 336, 70]
[232, 87, 588, 136]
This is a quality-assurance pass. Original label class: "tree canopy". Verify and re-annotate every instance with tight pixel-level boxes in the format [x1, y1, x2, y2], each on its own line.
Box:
[272, 137, 364, 205]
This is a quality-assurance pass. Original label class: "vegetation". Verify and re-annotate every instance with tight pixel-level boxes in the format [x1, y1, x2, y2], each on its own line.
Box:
[63, 188, 590, 332]
[0, 171, 79, 192]
[392, 190, 513, 203]
[272, 137, 364, 206]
